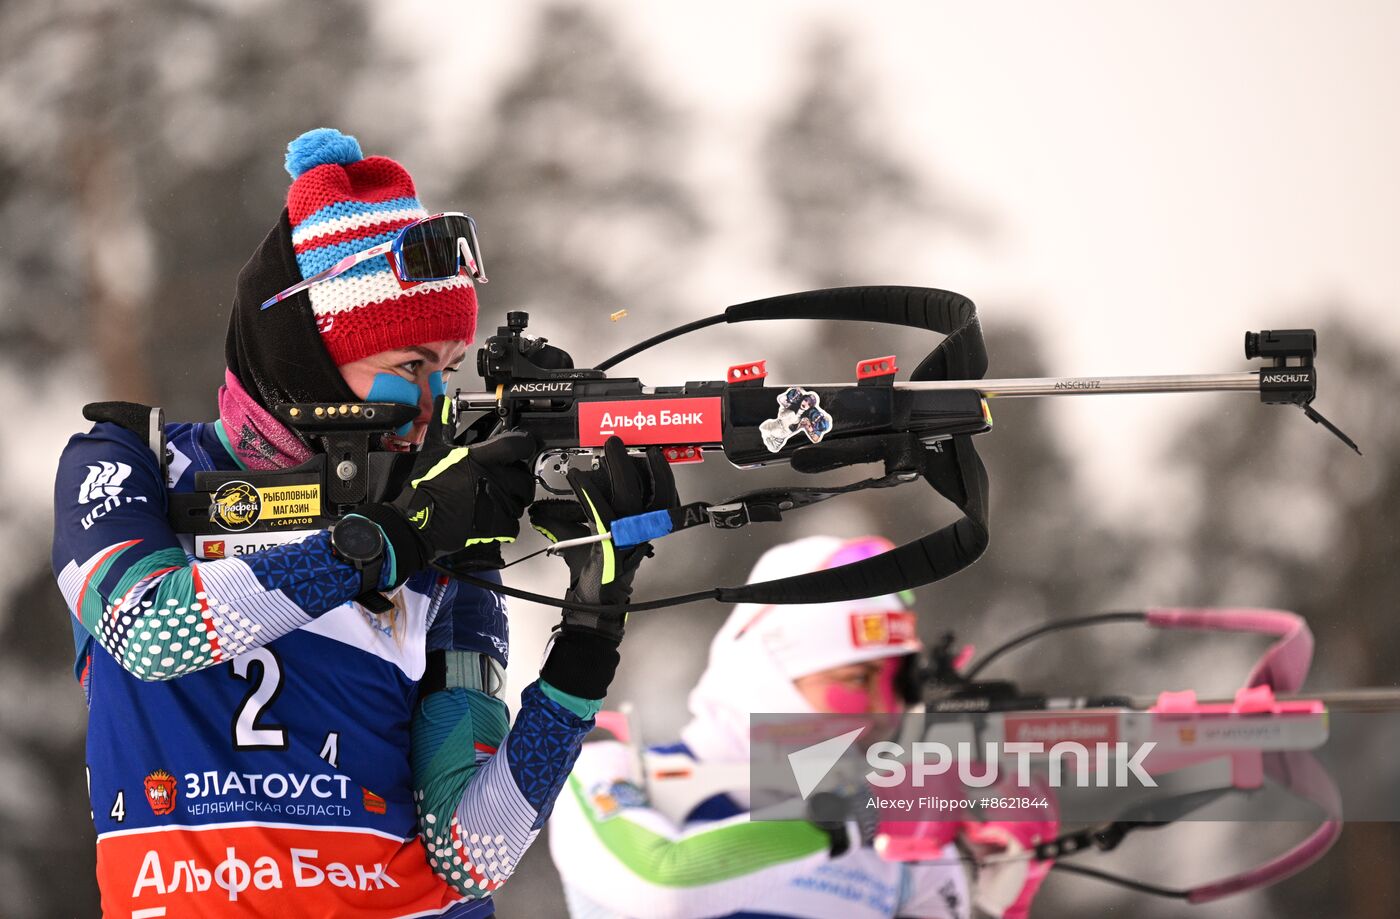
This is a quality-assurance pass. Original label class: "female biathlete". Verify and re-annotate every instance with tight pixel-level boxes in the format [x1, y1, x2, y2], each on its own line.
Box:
[549, 536, 1054, 919]
[51, 129, 672, 917]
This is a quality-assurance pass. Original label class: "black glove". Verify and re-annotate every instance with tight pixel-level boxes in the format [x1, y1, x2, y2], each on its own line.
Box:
[807, 790, 878, 857]
[355, 396, 537, 584]
[531, 436, 678, 700]
[530, 436, 678, 638]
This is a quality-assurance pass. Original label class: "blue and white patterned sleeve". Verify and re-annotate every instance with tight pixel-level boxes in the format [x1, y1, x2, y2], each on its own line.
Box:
[52, 423, 364, 680]
[412, 579, 597, 898]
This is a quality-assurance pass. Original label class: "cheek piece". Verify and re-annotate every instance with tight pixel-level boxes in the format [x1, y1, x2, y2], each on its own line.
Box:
[366, 371, 445, 436]
[820, 658, 904, 715]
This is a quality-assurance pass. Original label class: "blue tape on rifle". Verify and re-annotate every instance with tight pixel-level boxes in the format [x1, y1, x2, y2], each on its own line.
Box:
[611, 510, 674, 548]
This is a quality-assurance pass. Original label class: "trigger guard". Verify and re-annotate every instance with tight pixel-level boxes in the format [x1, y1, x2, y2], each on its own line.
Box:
[537, 450, 582, 496]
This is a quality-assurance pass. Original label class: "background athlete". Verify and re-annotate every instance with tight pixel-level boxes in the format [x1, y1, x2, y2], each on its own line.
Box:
[547, 536, 985, 918]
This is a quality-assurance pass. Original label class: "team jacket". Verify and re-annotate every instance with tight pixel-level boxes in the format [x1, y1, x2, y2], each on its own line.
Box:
[549, 740, 970, 919]
[53, 419, 594, 918]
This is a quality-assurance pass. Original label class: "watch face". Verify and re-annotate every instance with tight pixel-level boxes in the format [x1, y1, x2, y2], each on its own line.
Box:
[334, 518, 383, 562]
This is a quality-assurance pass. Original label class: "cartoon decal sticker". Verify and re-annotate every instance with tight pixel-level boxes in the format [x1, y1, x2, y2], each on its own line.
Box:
[759, 386, 834, 453]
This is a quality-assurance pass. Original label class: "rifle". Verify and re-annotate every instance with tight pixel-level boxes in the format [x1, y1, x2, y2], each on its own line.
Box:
[437, 286, 1357, 612]
[886, 607, 1350, 904]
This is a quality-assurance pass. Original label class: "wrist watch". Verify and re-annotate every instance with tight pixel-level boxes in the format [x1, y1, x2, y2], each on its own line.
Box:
[330, 515, 386, 596]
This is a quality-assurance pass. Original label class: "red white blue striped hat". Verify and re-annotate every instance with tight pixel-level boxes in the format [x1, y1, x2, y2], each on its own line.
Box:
[283, 128, 477, 365]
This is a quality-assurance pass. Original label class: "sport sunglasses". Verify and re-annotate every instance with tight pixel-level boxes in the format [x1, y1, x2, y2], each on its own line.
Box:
[261, 212, 487, 310]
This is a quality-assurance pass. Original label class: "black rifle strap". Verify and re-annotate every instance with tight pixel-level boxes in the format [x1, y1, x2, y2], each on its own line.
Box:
[715, 436, 989, 604]
[714, 286, 991, 604]
[722, 285, 988, 381]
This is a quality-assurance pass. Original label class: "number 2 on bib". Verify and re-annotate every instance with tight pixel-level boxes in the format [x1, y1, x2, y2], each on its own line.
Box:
[230, 647, 287, 750]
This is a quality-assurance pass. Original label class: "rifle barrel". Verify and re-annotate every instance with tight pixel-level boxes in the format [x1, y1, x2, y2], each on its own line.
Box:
[456, 371, 1261, 410]
[891, 371, 1259, 398]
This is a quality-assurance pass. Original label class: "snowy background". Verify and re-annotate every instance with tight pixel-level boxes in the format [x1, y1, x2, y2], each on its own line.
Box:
[1, 1, 1398, 916]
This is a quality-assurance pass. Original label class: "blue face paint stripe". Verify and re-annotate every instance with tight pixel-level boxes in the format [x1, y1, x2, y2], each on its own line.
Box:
[367, 373, 423, 437]
[429, 371, 446, 399]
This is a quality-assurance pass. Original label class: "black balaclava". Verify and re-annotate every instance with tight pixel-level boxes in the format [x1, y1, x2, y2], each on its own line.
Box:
[224, 209, 360, 410]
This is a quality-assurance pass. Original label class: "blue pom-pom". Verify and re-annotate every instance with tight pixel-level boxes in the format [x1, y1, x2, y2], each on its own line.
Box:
[284, 128, 364, 179]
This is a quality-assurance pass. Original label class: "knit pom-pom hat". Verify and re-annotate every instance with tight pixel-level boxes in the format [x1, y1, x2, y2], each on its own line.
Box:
[282, 127, 478, 365]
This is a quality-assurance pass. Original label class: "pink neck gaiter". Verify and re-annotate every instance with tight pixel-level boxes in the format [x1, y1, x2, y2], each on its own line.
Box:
[216, 369, 315, 471]
[820, 657, 904, 714]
